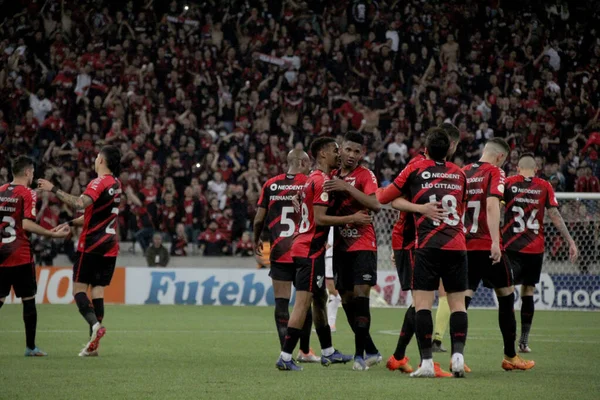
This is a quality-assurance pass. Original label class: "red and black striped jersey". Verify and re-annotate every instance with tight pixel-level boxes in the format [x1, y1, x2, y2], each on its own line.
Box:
[392, 159, 467, 250]
[78, 175, 122, 257]
[392, 153, 426, 250]
[502, 175, 558, 254]
[258, 173, 308, 263]
[462, 162, 506, 251]
[330, 166, 378, 252]
[291, 170, 333, 259]
[0, 184, 36, 267]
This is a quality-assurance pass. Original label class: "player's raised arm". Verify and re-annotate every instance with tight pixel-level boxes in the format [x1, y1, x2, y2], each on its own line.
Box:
[37, 178, 93, 210]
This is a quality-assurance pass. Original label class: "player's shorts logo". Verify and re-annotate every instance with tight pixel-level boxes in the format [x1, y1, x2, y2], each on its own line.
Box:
[421, 171, 431, 180]
[270, 183, 278, 191]
[512, 186, 518, 193]
[316, 275, 324, 288]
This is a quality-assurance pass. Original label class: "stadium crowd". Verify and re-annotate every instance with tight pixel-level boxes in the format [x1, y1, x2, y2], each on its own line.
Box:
[1, 0, 600, 260]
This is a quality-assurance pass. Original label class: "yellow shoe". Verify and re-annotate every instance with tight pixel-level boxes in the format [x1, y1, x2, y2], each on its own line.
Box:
[386, 355, 413, 373]
[502, 355, 535, 371]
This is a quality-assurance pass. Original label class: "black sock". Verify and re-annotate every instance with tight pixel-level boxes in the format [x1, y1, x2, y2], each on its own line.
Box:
[74, 292, 98, 329]
[282, 327, 302, 355]
[342, 301, 356, 333]
[299, 306, 312, 354]
[394, 305, 416, 360]
[353, 297, 370, 357]
[22, 299, 37, 350]
[415, 310, 433, 360]
[520, 295, 534, 346]
[465, 296, 472, 310]
[0, 300, 4, 310]
[498, 293, 517, 358]
[315, 325, 332, 350]
[274, 298, 290, 350]
[91, 298, 105, 336]
[449, 311, 468, 355]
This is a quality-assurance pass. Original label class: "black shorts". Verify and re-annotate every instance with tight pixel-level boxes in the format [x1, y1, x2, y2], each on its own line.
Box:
[506, 251, 544, 286]
[332, 250, 377, 294]
[269, 261, 296, 282]
[73, 252, 117, 287]
[467, 250, 514, 291]
[0, 263, 37, 299]
[293, 256, 326, 294]
[413, 249, 468, 293]
[394, 249, 414, 291]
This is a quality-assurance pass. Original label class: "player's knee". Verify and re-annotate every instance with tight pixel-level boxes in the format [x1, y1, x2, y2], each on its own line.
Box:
[22, 297, 36, 315]
[521, 285, 535, 296]
[446, 292, 467, 312]
[353, 285, 370, 297]
[494, 286, 514, 298]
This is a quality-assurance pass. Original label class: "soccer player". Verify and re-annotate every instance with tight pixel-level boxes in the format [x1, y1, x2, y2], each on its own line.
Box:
[254, 149, 319, 363]
[0, 156, 70, 356]
[276, 137, 370, 371]
[462, 138, 534, 371]
[322, 131, 383, 371]
[377, 128, 469, 378]
[502, 154, 578, 353]
[325, 228, 341, 332]
[386, 123, 459, 376]
[37, 146, 122, 356]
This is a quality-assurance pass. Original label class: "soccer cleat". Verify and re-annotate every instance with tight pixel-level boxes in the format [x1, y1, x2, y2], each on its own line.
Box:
[502, 355, 535, 371]
[365, 352, 383, 367]
[386, 355, 413, 373]
[297, 349, 320, 363]
[432, 340, 447, 352]
[353, 356, 369, 371]
[330, 325, 336, 333]
[321, 349, 353, 366]
[433, 362, 453, 378]
[80, 323, 106, 355]
[451, 353, 465, 378]
[410, 360, 436, 378]
[519, 343, 532, 353]
[450, 361, 472, 373]
[276, 356, 303, 371]
[79, 348, 100, 357]
[24, 347, 47, 357]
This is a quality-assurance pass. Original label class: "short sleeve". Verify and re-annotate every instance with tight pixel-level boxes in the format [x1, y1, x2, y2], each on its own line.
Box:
[312, 174, 330, 207]
[24, 189, 37, 220]
[545, 182, 559, 208]
[257, 180, 269, 208]
[83, 177, 105, 202]
[359, 168, 379, 196]
[487, 167, 506, 198]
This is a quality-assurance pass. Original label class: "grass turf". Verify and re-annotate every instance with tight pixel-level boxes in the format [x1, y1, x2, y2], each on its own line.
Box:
[0, 305, 599, 400]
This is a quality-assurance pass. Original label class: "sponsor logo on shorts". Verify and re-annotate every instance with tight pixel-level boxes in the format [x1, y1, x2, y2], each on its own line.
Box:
[363, 274, 372, 281]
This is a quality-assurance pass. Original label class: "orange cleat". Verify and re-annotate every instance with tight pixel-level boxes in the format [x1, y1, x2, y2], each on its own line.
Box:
[433, 362, 453, 378]
[502, 355, 535, 371]
[386, 355, 413, 373]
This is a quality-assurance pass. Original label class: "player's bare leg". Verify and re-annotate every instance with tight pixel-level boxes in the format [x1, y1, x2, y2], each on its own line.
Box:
[433, 282, 450, 353]
[519, 284, 535, 353]
[325, 279, 341, 332]
[494, 286, 535, 371]
[411, 290, 438, 377]
[446, 291, 468, 377]
[0, 295, 46, 357]
[74, 282, 104, 356]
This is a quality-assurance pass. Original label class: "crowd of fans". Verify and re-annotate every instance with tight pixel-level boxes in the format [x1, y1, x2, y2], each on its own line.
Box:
[1, 0, 600, 261]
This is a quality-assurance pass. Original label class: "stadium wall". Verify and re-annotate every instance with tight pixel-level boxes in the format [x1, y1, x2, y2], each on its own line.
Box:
[4, 267, 599, 310]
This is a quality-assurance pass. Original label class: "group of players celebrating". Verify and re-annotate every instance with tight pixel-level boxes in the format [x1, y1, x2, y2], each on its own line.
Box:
[0, 146, 122, 357]
[0, 124, 577, 373]
[254, 123, 578, 377]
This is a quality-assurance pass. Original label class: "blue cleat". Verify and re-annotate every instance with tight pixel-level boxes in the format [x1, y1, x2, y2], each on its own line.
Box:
[321, 349, 353, 366]
[353, 356, 369, 371]
[24, 347, 47, 357]
[365, 352, 383, 367]
[276, 356, 303, 371]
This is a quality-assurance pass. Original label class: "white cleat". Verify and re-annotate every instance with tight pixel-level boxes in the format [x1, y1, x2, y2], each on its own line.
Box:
[451, 353, 465, 378]
[352, 357, 369, 371]
[79, 322, 106, 356]
[79, 349, 99, 357]
[297, 349, 320, 363]
[519, 343, 532, 353]
[410, 359, 435, 378]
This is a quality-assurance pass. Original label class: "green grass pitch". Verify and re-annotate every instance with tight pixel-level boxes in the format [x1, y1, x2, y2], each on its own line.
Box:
[1, 305, 599, 400]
